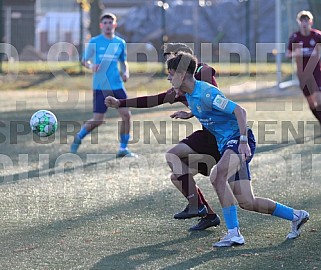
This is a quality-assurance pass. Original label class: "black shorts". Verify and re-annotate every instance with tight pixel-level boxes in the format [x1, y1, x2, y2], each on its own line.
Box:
[180, 128, 221, 176]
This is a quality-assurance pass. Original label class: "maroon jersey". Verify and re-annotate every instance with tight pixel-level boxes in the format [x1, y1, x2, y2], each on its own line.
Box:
[119, 63, 218, 108]
[288, 29, 321, 74]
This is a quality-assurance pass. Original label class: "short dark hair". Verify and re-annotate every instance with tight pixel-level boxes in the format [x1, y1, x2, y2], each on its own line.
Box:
[166, 52, 197, 75]
[297, 10, 313, 22]
[163, 43, 193, 57]
[100, 13, 117, 22]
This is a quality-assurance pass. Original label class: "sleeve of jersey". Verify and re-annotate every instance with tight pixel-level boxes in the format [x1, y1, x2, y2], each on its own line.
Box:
[118, 90, 188, 108]
[212, 94, 237, 114]
[119, 41, 127, 62]
[83, 41, 94, 62]
[195, 65, 218, 87]
[287, 35, 295, 51]
[118, 90, 174, 108]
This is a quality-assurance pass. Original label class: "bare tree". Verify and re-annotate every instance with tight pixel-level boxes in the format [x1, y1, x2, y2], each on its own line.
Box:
[89, 0, 102, 38]
[309, 0, 321, 30]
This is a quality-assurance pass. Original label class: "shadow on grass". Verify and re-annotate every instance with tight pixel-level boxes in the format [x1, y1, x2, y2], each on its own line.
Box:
[0, 180, 319, 269]
[91, 232, 214, 270]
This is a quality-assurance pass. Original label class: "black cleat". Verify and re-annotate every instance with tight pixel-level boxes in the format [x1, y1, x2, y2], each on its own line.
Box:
[189, 214, 221, 231]
[174, 204, 208, 219]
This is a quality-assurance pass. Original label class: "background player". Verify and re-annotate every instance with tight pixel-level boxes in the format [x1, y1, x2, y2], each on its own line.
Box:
[70, 13, 136, 158]
[286, 10, 321, 124]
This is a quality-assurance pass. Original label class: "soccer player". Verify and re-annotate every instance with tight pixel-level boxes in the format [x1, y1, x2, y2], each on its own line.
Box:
[167, 52, 309, 247]
[286, 10, 321, 124]
[70, 13, 136, 157]
[106, 43, 221, 231]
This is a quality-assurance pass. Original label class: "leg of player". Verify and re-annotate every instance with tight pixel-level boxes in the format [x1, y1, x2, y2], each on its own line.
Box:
[166, 156, 206, 218]
[166, 144, 208, 219]
[310, 90, 321, 125]
[211, 150, 309, 247]
[116, 107, 137, 158]
[210, 150, 245, 247]
[230, 179, 309, 239]
[70, 113, 105, 154]
[176, 157, 221, 230]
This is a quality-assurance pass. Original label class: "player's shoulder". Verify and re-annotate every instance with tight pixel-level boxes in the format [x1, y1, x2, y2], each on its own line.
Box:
[113, 35, 126, 44]
[90, 34, 103, 42]
[289, 31, 300, 40]
[311, 28, 321, 37]
[197, 80, 218, 93]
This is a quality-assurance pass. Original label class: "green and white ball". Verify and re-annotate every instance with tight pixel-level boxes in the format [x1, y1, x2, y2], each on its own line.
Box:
[30, 110, 58, 137]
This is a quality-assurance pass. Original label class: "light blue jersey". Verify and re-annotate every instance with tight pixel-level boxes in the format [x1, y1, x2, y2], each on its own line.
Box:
[83, 34, 127, 90]
[185, 80, 240, 153]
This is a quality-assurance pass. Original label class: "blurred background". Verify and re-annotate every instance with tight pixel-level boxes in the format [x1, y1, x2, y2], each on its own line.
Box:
[1, 0, 321, 61]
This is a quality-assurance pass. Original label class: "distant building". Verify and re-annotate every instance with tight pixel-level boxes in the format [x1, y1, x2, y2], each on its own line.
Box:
[35, 0, 82, 60]
[3, 0, 35, 57]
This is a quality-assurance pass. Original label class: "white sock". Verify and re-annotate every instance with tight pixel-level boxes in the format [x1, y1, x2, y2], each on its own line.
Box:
[228, 227, 239, 235]
[293, 209, 301, 221]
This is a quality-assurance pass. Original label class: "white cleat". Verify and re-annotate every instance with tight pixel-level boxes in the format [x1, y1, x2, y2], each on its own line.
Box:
[287, 210, 309, 239]
[213, 229, 245, 247]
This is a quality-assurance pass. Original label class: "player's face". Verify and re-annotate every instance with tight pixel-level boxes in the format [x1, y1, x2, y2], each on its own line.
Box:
[167, 69, 184, 96]
[299, 18, 312, 32]
[100, 18, 116, 36]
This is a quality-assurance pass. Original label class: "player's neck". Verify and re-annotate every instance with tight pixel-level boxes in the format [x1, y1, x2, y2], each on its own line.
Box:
[300, 29, 311, 36]
[103, 33, 115, 39]
[182, 78, 196, 94]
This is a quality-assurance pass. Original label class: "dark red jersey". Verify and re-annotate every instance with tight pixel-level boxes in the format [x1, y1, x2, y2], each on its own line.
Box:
[288, 29, 321, 73]
[119, 63, 218, 108]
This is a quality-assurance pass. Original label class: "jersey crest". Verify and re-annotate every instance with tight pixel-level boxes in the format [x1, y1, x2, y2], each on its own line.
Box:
[213, 95, 228, 110]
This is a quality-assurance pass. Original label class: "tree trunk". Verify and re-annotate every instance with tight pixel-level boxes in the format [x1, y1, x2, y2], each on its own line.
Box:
[89, 0, 102, 38]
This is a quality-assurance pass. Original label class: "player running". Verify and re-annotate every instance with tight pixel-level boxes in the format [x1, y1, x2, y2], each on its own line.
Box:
[70, 13, 136, 157]
[286, 10, 321, 124]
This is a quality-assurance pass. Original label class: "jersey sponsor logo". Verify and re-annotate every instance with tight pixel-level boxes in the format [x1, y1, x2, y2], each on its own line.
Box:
[226, 139, 238, 146]
[213, 95, 228, 110]
[310, 39, 316, 46]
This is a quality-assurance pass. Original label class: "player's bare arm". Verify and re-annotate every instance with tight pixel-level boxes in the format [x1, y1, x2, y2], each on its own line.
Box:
[170, 111, 194, 119]
[120, 61, 129, 82]
[233, 105, 251, 159]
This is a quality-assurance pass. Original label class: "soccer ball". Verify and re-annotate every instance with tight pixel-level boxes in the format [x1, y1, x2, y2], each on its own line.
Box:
[30, 110, 58, 137]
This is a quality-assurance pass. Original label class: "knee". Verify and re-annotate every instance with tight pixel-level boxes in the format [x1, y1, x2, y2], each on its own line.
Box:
[165, 148, 179, 163]
[238, 199, 255, 211]
[170, 173, 178, 181]
[210, 165, 227, 186]
[165, 151, 176, 171]
[120, 111, 131, 122]
[90, 119, 104, 128]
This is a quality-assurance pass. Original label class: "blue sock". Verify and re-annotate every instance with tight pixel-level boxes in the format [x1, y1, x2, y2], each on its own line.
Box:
[120, 134, 130, 149]
[222, 205, 239, 230]
[272, 202, 293, 221]
[77, 127, 89, 140]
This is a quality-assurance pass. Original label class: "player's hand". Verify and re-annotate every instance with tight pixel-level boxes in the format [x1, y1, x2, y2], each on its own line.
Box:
[238, 143, 251, 161]
[122, 72, 129, 82]
[105, 96, 120, 108]
[293, 48, 303, 57]
[89, 64, 100, 72]
[170, 111, 193, 119]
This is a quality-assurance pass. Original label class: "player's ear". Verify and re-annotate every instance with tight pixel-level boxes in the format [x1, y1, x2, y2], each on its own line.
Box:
[99, 23, 103, 29]
[113, 22, 117, 28]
